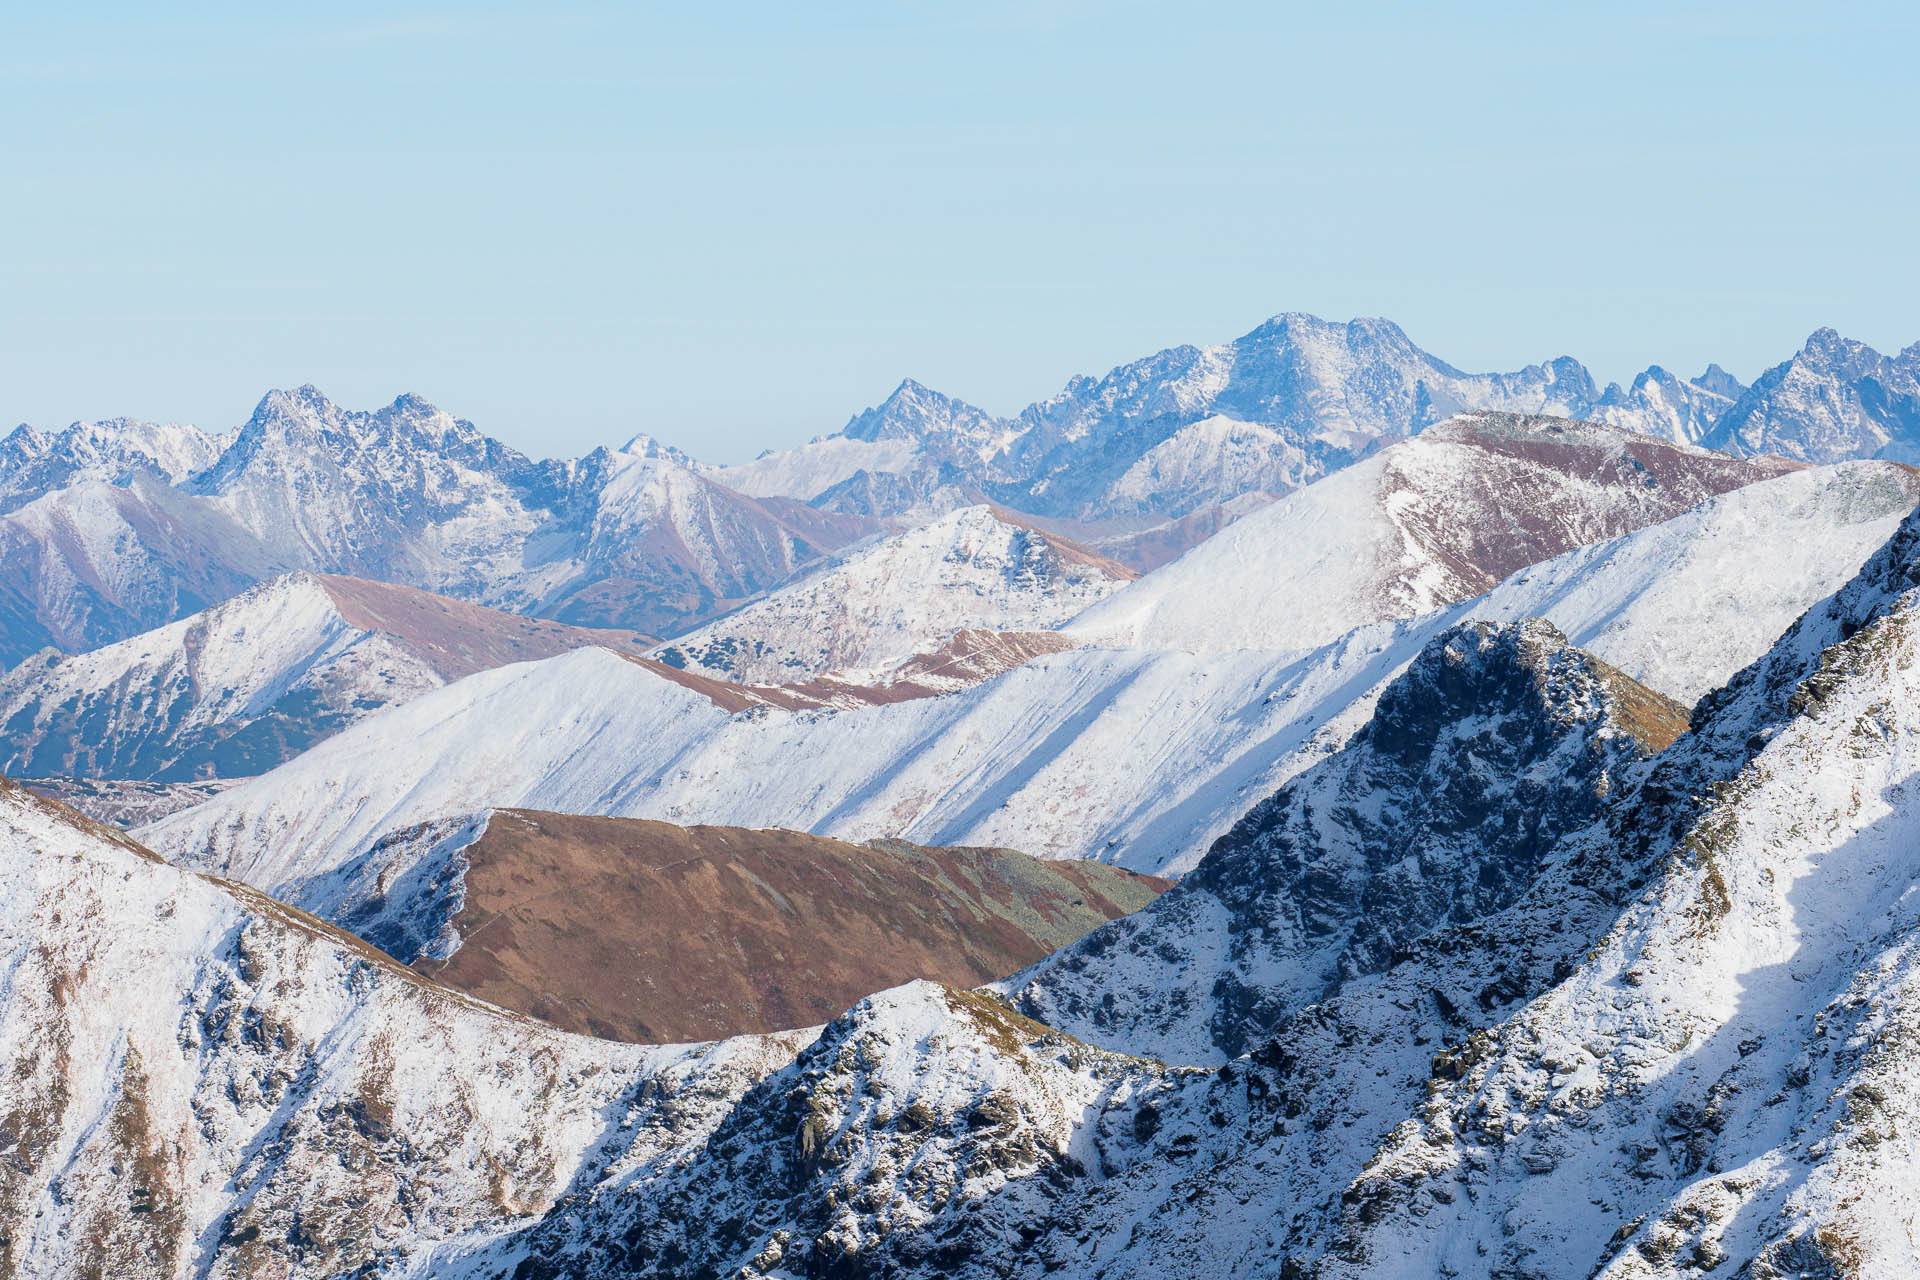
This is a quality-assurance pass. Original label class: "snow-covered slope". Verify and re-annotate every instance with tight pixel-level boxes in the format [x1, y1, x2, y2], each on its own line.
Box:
[1587, 363, 1744, 444]
[0, 387, 879, 658]
[651, 505, 1136, 684]
[1309, 491, 1920, 1277]
[1065, 412, 1802, 655]
[0, 477, 283, 667]
[0, 775, 814, 1277]
[0, 572, 652, 782]
[0, 417, 226, 512]
[1706, 326, 1920, 463]
[141, 459, 1917, 882]
[444, 504, 1920, 1277]
[28, 500, 1920, 1277]
[0, 773, 1170, 1279]
[1008, 619, 1687, 1064]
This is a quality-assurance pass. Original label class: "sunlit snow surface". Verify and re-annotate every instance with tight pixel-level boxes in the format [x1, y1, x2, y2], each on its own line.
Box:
[143, 462, 1917, 886]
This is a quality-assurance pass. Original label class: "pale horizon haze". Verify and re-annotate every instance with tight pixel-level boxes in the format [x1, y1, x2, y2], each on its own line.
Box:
[4, 1, 1917, 462]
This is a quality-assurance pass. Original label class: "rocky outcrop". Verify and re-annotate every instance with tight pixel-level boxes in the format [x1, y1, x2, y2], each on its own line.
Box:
[1009, 619, 1687, 1063]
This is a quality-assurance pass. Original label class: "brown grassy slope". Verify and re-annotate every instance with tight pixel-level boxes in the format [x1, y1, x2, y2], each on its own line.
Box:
[312, 573, 654, 677]
[414, 810, 1169, 1043]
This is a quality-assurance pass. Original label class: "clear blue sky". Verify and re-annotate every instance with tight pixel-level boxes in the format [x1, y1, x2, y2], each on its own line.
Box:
[4, 2, 1916, 462]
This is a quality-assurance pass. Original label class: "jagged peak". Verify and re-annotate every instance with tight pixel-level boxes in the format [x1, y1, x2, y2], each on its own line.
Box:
[613, 431, 694, 467]
[1364, 617, 1682, 761]
[1693, 361, 1745, 397]
[840, 377, 1001, 442]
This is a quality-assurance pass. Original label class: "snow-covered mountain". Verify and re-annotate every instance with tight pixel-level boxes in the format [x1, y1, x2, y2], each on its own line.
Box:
[492, 500, 1920, 1278]
[140, 460, 1919, 883]
[706, 314, 1807, 540]
[997, 313, 1608, 521]
[1009, 618, 1686, 1064]
[1064, 413, 1799, 655]
[709, 377, 1013, 517]
[0, 477, 283, 667]
[0, 387, 879, 660]
[0, 571, 652, 783]
[651, 505, 1136, 684]
[0, 417, 226, 512]
[24, 483, 1920, 1276]
[1706, 327, 1920, 463]
[1586, 362, 1744, 444]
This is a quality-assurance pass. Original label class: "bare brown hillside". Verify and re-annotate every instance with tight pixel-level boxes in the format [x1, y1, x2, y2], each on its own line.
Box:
[411, 810, 1169, 1043]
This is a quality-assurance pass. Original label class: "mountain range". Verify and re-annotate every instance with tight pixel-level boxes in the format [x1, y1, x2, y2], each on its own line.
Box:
[8, 314, 1920, 671]
[13, 311, 1920, 1278]
[18, 490, 1920, 1273]
[138, 442, 1920, 883]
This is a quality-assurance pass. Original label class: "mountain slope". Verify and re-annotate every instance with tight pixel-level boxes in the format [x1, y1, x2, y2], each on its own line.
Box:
[0, 774, 823, 1278]
[1312, 484, 1920, 1277]
[140, 460, 1916, 881]
[296, 808, 1166, 1042]
[1706, 327, 1920, 464]
[1064, 412, 1802, 655]
[483, 497, 1920, 1279]
[651, 505, 1136, 684]
[0, 772, 1172, 1279]
[0, 571, 651, 781]
[1008, 619, 1686, 1064]
[0, 417, 225, 512]
[0, 477, 283, 667]
[0, 387, 879, 658]
[24, 502, 1920, 1277]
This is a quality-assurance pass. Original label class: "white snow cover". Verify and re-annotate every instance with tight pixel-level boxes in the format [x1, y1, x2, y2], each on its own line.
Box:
[141, 460, 1915, 883]
[0, 572, 440, 776]
[1098, 415, 1318, 515]
[651, 505, 1134, 683]
[708, 434, 923, 501]
[0, 776, 1158, 1277]
[1063, 415, 1821, 655]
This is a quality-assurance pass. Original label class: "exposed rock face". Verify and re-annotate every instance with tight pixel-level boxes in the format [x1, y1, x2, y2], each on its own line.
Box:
[296, 809, 1167, 1042]
[1705, 327, 1920, 464]
[0, 571, 652, 781]
[1009, 619, 1687, 1064]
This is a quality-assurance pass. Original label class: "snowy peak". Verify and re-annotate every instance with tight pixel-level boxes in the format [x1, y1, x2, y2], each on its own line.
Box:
[1589, 362, 1744, 444]
[1009, 618, 1682, 1063]
[0, 571, 652, 786]
[1066, 412, 1797, 655]
[1706, 327, 1920, 464]
[0, 416, 224, 513]
[651, 504, 1134, 684]
[839, 377, 1009, 450]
